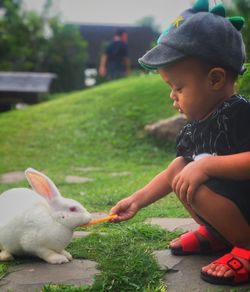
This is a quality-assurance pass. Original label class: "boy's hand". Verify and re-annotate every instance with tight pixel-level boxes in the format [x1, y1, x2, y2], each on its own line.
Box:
[109, 196, 139, 222]
[172, 159, 209, 204]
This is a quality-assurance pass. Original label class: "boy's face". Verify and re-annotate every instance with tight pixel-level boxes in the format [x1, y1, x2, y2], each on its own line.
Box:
[159, 58, 218, 121]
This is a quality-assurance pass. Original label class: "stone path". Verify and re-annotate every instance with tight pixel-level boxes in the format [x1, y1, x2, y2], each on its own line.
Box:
[146, 217, 199, 232]
[0, 171, 26, 184]
[151, 217, 250, 292]
[0, 259, 98, 292]
[0, 168, 132, 185]
[64, 175, 95, 184]
[1, 217, 250, 291]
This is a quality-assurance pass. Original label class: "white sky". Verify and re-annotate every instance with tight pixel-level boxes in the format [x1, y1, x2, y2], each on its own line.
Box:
[23, 0, 194, 30]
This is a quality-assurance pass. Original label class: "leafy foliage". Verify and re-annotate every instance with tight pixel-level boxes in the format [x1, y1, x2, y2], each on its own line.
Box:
[0, 0, 87, 92]
[136, 16, 160, 34]
[237, 63, 250, 96]
[230, 0, 250, 61]
[44, 21, 88, 92]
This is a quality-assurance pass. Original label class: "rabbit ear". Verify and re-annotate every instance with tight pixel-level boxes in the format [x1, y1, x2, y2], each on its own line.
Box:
[25, 168, 61, 200]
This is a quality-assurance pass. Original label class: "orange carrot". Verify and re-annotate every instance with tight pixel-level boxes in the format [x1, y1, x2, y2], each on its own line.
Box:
[80, 214, 118, 227]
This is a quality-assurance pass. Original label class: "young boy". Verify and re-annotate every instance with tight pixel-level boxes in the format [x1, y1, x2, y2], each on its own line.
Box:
[110, 0, 250, 286]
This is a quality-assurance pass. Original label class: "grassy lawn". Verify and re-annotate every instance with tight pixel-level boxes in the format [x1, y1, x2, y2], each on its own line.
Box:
[0, 74, 187, 291]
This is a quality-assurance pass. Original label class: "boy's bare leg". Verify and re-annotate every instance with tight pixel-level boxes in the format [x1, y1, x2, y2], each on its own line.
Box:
[167, 158, 206, 248]
[191, 185, 250, 277]
[167, 157, 205, 222]
[169, 202, 205, 248]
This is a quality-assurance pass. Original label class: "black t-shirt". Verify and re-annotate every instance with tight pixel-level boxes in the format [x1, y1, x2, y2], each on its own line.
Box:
[105, 40, 128, 71]
[176, 95, 250, 161]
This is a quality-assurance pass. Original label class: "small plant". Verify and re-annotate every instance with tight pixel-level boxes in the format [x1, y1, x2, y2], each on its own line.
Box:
[0, 263, 8, 280]
[237, 63, 250, 96]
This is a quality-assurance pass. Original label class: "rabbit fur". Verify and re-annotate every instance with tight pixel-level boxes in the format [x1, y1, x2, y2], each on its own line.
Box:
[0, 168, 91, 264]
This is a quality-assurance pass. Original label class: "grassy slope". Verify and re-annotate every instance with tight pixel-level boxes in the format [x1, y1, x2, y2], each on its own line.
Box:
[0, 74, 186, 215]
[1, 71, 248, 291]
[0, 74, 186, 291]
[1, 75, 173, 171]
[1, 74, 175, 172]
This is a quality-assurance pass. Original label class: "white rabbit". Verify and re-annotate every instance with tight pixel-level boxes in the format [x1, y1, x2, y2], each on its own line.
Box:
[0, 168, 91, 264]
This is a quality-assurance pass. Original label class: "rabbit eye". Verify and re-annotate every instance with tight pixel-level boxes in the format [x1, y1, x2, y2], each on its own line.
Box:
[70, 207, 77, 212]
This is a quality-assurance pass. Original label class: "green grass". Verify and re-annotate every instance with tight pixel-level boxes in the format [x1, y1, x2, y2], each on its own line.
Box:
[0, 74, 187, 290]
[67, 224, 171, 291]
[0, 263, 8, 280]
[42, 223, 181, 292]
[2, 72, 249, 290]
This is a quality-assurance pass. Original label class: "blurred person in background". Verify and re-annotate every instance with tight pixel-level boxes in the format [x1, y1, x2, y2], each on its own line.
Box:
[99, 28, 131, 80]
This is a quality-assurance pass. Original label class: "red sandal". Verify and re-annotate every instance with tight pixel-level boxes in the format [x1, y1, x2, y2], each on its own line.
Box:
[170, 225, 231, 256]
[201, 247, 250, 286]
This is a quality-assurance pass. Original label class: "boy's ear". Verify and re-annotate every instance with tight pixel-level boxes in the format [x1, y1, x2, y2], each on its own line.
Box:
[208, 67, 226, 90]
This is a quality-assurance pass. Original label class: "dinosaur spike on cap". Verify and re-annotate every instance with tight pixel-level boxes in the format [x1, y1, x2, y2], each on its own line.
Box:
[192, 0, 209, 12]
[228, 16, 245, 31]
[210, 4, 226, 17]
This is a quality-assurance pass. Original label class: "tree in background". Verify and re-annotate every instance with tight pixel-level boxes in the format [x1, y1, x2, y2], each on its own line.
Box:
[230, 0, 250, 61]
[136, 16, 160, 49]
[0, 0, 46, 71]
[230, 0, 250, 95]
[44, 20, 87, 92]
[136, 16, 160, 34]
[0, 0, 87, 92]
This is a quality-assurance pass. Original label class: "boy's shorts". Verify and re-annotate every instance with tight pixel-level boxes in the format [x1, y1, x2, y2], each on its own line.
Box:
[204, 178, 250, 225]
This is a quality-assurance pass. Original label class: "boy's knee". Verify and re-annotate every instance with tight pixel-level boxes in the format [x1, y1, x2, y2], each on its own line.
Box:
[168, 156, 187, 186]
[188, 185, 210, 210]
[172, 156, 187, 167]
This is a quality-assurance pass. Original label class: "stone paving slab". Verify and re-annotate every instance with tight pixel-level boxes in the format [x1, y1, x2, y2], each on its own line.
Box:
[73, 230, 91, 238]
[65, 175, 95, 184]
[0, 259, 99, 292]
[0, 171, 26, 184]
[0, 216, 106, 292]
[146, 217, 199, 232]
[150, 218, 250, 292]
[1, 217, 249, 291]
[154, 250, 250, 292]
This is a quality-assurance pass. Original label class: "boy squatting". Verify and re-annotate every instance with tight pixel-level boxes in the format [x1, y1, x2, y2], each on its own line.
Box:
[110, 0, 250, 286]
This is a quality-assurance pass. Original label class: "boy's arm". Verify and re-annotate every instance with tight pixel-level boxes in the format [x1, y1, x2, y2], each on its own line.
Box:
[130, 168, 173, 208]
[110, 168, 172, 222]
[200, 152, 250, 180]
[110, 157, 187, 221]
[202, 152, 250, 180]
[173, 152, 250, 204]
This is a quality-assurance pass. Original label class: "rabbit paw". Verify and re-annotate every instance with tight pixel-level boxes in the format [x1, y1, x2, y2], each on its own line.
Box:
[61, 250, 73, 261]
[46, 253, 69, 264]
[0, 250, 14, 261]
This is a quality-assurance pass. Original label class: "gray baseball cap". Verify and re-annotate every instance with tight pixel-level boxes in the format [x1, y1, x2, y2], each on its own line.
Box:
[139, 0, 246, 74]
